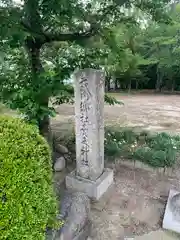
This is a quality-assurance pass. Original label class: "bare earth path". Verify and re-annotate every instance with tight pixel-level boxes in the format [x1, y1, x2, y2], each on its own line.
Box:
[52, 94, 180, 240]
[52, 94, 180, 135]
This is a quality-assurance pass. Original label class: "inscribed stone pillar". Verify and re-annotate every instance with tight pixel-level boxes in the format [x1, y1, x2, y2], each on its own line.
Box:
[74, 68, 105, 181]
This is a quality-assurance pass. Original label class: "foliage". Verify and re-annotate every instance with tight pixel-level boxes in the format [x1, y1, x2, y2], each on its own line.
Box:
[54, 84, 124, 106]
[0, 116, 60, 240]
[138, 4, 180, 91]
[102, 3, 180, 92]
[134, 132, 178, 167]
[0, 0, 171, 136]
[103, 23, 153, 91]
[104, 127, 180, 168]
[58, 125, 180, 168]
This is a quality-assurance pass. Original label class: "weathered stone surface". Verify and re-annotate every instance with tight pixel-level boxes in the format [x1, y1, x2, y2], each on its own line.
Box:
[133, 230, 179, 240]
[54, 157, 66, 172]
[46, 191, 90, 240]
[55, 144, 69, 154]
[59, 221, 91, 240]
[163, 189, 180, 234]
[66, 168, 113, 200]
[57, 191, 91, 240]
[74, 68, 105, 181]
[169, 193, 180, 222]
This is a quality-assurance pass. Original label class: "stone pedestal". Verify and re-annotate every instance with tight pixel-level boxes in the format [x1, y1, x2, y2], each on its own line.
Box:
[66, 168, 113, 200]
[65, 68, 113, 200]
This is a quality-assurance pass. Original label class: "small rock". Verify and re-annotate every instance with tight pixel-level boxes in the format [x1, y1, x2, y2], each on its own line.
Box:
[55, 144, 69, 154]
[54, 157, 66, 171]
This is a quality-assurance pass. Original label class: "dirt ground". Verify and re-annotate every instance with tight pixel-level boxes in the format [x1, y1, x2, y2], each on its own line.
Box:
[53, 94, 180, 239]
[52, 94, 180, 135]
[54, 161, 180, 240]
[89, 162, 180, 239]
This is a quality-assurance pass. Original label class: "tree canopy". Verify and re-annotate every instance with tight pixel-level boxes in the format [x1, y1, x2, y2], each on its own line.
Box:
[0, 0, 174, 138]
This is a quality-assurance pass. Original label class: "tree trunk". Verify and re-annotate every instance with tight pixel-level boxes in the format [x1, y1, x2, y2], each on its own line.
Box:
[26, 39, 52, 145]
[155, 80, 161, 92]
[136, 80, 139, 90]
[115, 78, 118, 91]
[105, 76, 111, 92]
[156, 65, 162, 92]
[171, 78, 175, 92]
[128, 78, 132, 93]
[38, 114, 53, 149]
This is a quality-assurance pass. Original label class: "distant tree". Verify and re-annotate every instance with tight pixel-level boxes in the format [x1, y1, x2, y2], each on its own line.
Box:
[141, 4, 180, 91]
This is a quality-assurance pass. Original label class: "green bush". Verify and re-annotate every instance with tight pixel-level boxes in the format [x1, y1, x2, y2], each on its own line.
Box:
[104, 127, 138, 158]
[63, 126, 180, 168]
[104, 127, 180, 168]
[0, 116, 58, 240]
[134, 132, 178, 168]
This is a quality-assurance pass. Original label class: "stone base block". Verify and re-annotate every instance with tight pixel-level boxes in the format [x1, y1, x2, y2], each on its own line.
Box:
[163, 189, 180, 234]
[66, 168, 114, 200]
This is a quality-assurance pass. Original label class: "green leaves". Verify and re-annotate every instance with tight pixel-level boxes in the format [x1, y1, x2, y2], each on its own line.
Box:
[104, 127, 180, 168]
[0, 116, 59, 240]
[0, 0, 174, 127]
[142, 7, 180, 90]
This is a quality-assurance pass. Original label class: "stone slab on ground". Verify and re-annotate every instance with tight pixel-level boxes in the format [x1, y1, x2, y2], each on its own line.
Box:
[46, 191, 91, 240]
[59, 191, 90, 239]
[133, 230, 179, 240]
[66, 168, 113, 200]
[46, 223, 91, 240]
[163, 189, 180, 234]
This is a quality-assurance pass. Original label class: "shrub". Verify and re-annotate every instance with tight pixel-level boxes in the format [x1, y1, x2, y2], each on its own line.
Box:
[0, 116, 58, 240]
[104, 127, 138, 158]
[63, 126, 180, 168]
[134, 132, 178, 168]
[104, 127, 180, 168]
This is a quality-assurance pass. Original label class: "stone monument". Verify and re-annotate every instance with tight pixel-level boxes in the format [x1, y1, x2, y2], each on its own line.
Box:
[163, 189, 180, 234]
[66, 68, 113, 200]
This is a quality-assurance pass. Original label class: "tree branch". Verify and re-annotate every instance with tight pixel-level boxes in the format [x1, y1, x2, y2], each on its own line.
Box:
[44, 0, 129, 44]
[21, 19, 43, 37]
[43, 25, 97, 44]
[21, 0, 129, 45]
